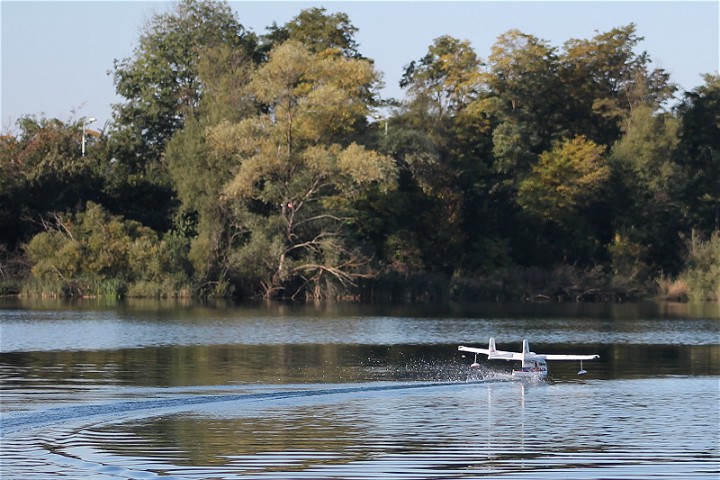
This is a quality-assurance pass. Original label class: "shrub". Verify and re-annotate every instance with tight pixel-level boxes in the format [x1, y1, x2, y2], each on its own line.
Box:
[23, 202, 191, 298]
[680, 231, 720, 301]
[659, 231, 720, 302]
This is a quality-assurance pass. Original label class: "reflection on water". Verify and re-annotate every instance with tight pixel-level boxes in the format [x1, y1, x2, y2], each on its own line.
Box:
[2, 343, 719, 396]
[2, 379, 718, 479]
[1, 299, 719, 479]
[1, 298, 719, 353]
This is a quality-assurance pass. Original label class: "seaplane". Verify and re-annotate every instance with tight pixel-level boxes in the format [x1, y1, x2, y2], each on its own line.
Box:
[459, 338, 600, 379]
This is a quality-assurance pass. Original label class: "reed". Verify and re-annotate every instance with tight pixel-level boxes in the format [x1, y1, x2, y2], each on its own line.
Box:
[656, 231, 720, 302]
[126, 279, 193, 299]
[656, 274, 690, 301]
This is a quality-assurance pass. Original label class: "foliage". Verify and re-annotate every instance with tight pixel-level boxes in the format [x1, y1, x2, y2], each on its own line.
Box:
[560, 23, 676, 146]
[675, 74, 720, 232]
[0, 116, 105, 247]
[394, 35, 492, 274]
[262, 7, 361, 59]
[608, 232, 651, 288]
[0, 243, 29, 294]
[518, 136, 609, 226]
[485, 29, 562, 176]
[609, 104, 684, 273]
[110, 0, 257, 167]
[210, 40, 396, 299]
[106, 0, 258, 233]
[401, 35, 483, 121]
[657, 231, 720, 302]
[24, 203, 190, 297]
[678, 231, 720, 302]
[5, 3, 719, 301]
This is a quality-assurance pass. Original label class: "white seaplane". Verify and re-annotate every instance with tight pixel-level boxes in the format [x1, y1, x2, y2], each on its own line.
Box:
[459, 338, 600, 379]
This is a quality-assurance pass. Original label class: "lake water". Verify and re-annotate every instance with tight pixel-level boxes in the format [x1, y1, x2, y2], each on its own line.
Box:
[1, 299, 718, 479]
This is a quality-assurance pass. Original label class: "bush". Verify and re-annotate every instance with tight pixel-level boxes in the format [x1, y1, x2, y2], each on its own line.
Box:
[657, 231, 720, 302]
[679, 231, 720, 301]
[449, 265, 640, 302]
[23, 202, 192, 298]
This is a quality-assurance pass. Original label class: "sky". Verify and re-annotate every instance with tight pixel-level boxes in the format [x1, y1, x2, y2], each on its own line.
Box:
[1, 1, 718, 132]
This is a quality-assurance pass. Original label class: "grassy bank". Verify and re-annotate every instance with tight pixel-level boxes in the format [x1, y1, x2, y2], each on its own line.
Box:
[10, 232, 718, 303]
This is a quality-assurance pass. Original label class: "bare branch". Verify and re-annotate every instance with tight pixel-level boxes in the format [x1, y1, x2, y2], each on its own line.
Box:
[294, 213, 349, 228]
[284, 231, 340, 255]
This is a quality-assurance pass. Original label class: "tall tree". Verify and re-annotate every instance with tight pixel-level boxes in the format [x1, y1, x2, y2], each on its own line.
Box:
[110, 0, 256, 168]
[262, 7, 362, 58]
[560, 24, 676, 147]
[392, 36, 494, 274]
[675, 73, 720, 232]
[609, 104, 684, 273]
[107, 0, 257, 231]
[401, 35, 483, 123]
[485, 30, 563, 177]
[164, 43, 257, 294]
[208, 41, 396, 299]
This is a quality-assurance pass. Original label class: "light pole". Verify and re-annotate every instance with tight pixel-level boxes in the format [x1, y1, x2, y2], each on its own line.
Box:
[82, 117, 96, 156]
[371, 114, 388, 136]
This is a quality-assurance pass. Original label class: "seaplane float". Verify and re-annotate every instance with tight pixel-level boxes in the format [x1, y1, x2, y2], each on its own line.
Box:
[459, 338, 600, 379]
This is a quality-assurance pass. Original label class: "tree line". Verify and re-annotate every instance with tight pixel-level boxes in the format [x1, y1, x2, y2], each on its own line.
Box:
[1, 0, 718, 301]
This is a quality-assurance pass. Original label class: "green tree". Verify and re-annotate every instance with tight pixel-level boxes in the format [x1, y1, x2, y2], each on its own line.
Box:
[517, 136, 611, 264]
[262, 7, 361, 58]
[678, 231, 720, 301]
[163, 7, 373, 297]
[196, 45, 257, 124]
[675, 73, 720, 232]
[0, 116, 104, 248]
[110, 0, 257, 168]
[106, 0, 257, 232]
[165, 116, 249, 296]
[518, 136, 610, 225]
[485, 30, 563, 177]
[609, 104, 684, 274]
[164, 43, 257, 295]
[393, 36, 496, 274]
[401, 35, 484, 123]
[209, 40, 396, 299]
[560, 24, 676, 147]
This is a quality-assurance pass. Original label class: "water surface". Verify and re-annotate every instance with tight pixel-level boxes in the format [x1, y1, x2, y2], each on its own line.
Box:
[1, 299, 718, 479]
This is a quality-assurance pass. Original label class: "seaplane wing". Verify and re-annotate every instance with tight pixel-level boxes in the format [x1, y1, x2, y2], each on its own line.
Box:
[543, 354, 600, 361]
[458, 346, 491, 355]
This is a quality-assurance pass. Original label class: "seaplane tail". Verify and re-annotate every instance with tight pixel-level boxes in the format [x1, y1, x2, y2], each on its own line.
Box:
[459, 338, 497, 368]
[458, 338, 515, 361]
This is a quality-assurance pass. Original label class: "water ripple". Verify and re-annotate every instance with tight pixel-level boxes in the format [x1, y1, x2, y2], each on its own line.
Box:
[2, 378, 718, 479]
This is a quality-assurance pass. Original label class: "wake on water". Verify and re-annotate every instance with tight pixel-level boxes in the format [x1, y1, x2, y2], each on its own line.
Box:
[2, 362, 512, 438]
